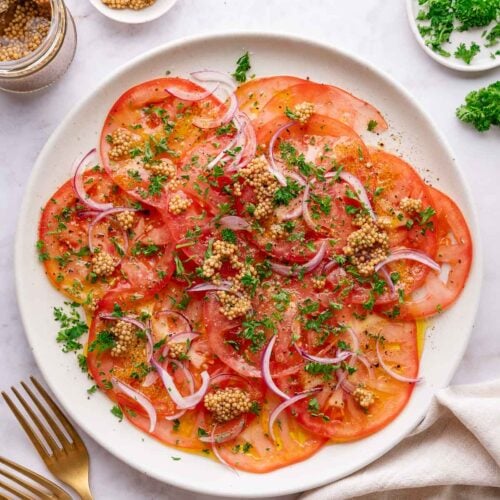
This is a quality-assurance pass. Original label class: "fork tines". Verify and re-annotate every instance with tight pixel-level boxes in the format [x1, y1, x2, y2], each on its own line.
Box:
[0, 456, 70, 499]
[1, 377, 87, 461]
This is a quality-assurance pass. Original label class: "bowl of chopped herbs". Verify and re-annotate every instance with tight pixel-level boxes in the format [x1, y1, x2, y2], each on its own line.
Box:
[407, 0, 500, 71]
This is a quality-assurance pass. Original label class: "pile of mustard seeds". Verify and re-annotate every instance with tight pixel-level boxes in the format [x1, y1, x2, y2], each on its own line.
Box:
[101, 0, 156, 10]
[0, 0, 51, 62]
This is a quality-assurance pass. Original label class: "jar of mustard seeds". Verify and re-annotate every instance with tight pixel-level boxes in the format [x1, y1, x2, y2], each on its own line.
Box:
[0, 0, 76, 92]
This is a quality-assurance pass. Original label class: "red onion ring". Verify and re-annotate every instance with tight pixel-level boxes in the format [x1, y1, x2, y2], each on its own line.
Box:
[192, 92, 238, 129]
[210, 425, 238, 473]
[375, 249, 441, 274]
[335, 369, 355, 393]
[191, 70, 237, 92]
[72, 149, 114, 212]
[205, 131, 241, 170]
[153, 359, 210, 409]
[356, 354, 374, 378]
[296, 346, 351, 365]
[268, 121, 296, 186]
[88, 207, 139, 255]
[99, 314, 147, 332]
[168, 359, 195, 394]
[261, 336, 290, 400]
[112, 378, 157, 433]
[230, 112, 256, 171]
[270, 240, 327, 277]
[345, 328, 360, 353]
[268, 389, 320, 442]
[153, 309, 193, 334]
[219, 216, 251, 231]
[331, 171, 375, 220]
[376, 338, 422, 383]
[277, 172, 306, 221]
[165, 83, 218, 101]
[199, 416, 246, 444]
[141, 371, 158, 388]
[378, 266, 396, 294]
[187, 281, 234, 294]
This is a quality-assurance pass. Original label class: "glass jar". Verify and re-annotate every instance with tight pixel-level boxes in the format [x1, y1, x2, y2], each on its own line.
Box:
[0, 0, 76, 92]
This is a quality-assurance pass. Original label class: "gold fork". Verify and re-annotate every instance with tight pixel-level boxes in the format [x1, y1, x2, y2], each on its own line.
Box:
[0, 456, 70, 500]
[2, 377, 93, 500]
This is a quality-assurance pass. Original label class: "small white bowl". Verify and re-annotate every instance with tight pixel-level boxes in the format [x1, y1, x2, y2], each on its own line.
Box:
[88, 0, 177, 24]
[406, 0, 500, 72]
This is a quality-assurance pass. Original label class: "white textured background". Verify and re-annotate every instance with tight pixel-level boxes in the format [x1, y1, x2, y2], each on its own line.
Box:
[0, 1, 499, 499]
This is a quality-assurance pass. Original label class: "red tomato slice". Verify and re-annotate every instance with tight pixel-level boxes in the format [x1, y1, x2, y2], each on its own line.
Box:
[257, 114, 371, 184]
[278, 311, 418, 441]
[217, 391, 326, 473]
[38, 169, 132, 304]
[99, 78, 223, 209]
[255, 82, 388, 134]
[235, 75, 307, 121]
[378, 187, 472, 319]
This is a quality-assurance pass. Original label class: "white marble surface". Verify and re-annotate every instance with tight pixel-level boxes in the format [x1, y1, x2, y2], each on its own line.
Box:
[0, 1, 499, 499]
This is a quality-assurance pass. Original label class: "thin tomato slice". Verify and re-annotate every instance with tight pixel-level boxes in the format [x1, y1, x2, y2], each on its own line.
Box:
[217, 391, 326, 473]
[278, 311, 418, 441]
[378, 187, 473, 319]
[99, 78, 223, 209]
[39, 169, 131, 304]
[235, 75, 307, 121]
[255, 82, 388, 134]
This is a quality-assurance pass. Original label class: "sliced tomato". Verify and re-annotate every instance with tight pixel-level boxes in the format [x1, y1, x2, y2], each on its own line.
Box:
[217, 391, 326, 473]
[255, 82, 388, 134]
[38, 169, 132, 304]
[378, 187, 473, 319]
[235, 75, 307, 121]
[278, 311, 418, 441]
[99, 78, 224, 209]
[257, 114, 371, 184]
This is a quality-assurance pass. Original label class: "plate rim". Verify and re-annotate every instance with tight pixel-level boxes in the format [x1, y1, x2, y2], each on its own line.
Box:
[14, 30, 483, 497]
[405, 0, 500, 72]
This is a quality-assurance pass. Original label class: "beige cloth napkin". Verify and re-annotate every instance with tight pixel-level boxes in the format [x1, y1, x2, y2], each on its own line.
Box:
[301, 379, 500, 500]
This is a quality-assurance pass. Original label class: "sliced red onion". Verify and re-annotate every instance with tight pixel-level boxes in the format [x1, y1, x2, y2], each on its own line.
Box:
[209, 373, 251, 389]
[199, 416, 246, 444]
[99, 314, 147, 332]
[302, 182, 316, 230]
[356, 354, 374, 378]
[153, 309, 193, 334]
[322, 259, 338, 275]
[191, 70, 237, 92]
[268, 389, 320, 442]
[165, 410, 187, 421]
[230, 112, 256, 171]
[205, 132, 241, 170]
[142, 371, 158, 388]
[270, 240, 327, 277]
[168, 359, 195, 394]
[112, 378, 157, 433]
[375, 249, 441, 274]
[296, 346, 351, 365]
[376, 339, 421, 383]
[268, 121, 296, 186]
[336, 369, 355, 393]
[277, 173, 306, 221]
[324, 171, 375, 219]
[72, 149, 113, 212]
[167, 332, 199, 344]
[192, 92, 238, 129]
[378, 266, 396, 294]
[261, 336, 290, 400]
[153, 359, 210, 409]
[88, 207, 139, 255]
[345, 327, 360, 353]
[210, 425, 238, 473]
[219, 216, 251, 231]
[165, 83, 218, 101]
[187, 281, 234, 294]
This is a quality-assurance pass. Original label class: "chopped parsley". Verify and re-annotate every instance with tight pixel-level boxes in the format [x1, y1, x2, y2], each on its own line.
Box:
[454, 41, 481, 64]
[456, 81, 500, 132]
[232, 52, 251, 83]
[111, 405, 123, 421]
[54, 302, 88, 352]
[274, 177, 302, 206]
[88, 330, 116, 353]
[367, 119, 378, 132]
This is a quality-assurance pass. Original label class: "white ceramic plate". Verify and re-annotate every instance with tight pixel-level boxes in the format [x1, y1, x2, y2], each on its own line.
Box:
[407, 0, 500, 72]
[88, 0, 177, 24]
[15, 32, 482, 498]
